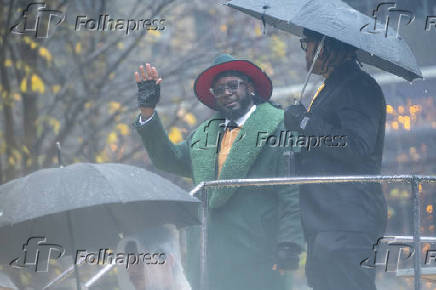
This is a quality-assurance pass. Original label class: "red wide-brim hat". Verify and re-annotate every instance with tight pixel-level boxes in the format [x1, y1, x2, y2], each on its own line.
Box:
[194, 54, 272, 109]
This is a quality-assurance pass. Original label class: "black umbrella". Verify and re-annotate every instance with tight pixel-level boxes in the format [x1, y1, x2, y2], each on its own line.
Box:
[0, 162, 200, 288]
[227, 0, 422, 83]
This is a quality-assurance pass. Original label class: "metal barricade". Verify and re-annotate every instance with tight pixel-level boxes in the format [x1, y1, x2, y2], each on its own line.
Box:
[189, 175, 436, 290]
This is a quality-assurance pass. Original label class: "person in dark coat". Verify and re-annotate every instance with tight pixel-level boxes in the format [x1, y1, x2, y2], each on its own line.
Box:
[284, 29, 388, 290]
[132, 54, 304, 290]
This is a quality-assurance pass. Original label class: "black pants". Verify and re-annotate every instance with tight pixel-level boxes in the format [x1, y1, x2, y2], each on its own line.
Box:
[306, 231, 378, 290]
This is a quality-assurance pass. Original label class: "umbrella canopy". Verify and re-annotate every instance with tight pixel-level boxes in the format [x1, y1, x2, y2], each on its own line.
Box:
[227, 0, 422, 82]
[0, 272, 17, 289]
[0, 163, 200, 263]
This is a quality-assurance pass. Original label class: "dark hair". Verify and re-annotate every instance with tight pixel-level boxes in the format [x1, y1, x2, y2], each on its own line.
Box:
[303, 29, 358, 74]
[303, 29, 357, 57]
[211, 70, 266, 104]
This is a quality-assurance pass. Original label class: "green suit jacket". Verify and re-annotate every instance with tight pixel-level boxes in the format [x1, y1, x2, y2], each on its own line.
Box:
[134, 102, 303, 290]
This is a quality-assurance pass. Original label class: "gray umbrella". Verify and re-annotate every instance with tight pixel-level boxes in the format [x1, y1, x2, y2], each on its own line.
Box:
[0, 272, 17, 289]
[227, 0, 422, 82]
[0, 162, 200, 264]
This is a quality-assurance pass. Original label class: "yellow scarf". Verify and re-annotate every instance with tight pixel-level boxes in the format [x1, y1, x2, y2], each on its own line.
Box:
[308, 82, 325, 112]
[217, 127, 241, 177]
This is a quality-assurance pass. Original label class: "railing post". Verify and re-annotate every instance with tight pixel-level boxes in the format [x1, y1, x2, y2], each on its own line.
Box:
[199, 186, 209, 290]
[412, 177, 421, 290]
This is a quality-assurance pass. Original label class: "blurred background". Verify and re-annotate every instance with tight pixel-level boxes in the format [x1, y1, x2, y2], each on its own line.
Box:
[0, 0, 435, 289]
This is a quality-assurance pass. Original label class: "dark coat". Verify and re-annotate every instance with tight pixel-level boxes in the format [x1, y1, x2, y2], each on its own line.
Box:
[134, 102, 303, 290]
[295, 61, 387, 237]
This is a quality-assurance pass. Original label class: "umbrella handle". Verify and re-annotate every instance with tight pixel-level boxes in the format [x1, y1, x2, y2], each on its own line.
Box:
[297, 36, 326, 104]
[56, 142, 64, 168]
[261, 4, 270, 35]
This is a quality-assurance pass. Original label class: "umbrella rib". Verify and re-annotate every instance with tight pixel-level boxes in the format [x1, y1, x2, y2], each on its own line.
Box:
[88, 163, 124, 204]
[102, 203, 127, 240]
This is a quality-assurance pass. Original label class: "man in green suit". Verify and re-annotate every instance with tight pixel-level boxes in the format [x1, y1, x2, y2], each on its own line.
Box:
[132, 54, 303, 290]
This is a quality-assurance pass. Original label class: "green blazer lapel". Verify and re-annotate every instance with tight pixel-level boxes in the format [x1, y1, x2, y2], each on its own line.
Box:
[190, 114, 225, 185]
[208, 103, 283, 208]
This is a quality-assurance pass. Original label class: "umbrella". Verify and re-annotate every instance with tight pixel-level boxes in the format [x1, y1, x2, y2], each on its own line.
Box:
[0, 162, 200, 288]
[227, 0, 422, 82]
[0, 272, 17, 289]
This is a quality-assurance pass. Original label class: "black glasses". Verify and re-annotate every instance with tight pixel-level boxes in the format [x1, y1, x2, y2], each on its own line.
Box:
[300, 38, 309, 52]
[210, 80, 244, 97]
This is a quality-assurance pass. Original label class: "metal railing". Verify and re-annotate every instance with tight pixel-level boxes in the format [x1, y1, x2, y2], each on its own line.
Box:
[189, 175, 436, 290]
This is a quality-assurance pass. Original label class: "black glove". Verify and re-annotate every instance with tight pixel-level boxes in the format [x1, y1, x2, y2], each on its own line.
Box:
[284, 103, 307, 131]
[275, 242, 301, 271]
[137, 80, 160, 108]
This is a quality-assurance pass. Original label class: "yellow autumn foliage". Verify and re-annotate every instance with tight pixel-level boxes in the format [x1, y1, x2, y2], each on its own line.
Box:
[39, 47, 53, 62]
[96, 150, 109, 163]
[386, 104, 394, 114]
[107, 132, 118, 144]
[22, 145, 30, 155]
[12, 148, 21, 163]
[271, 35, 286, 58]
[116, 123, 130, 136]
[4, 59, 12, 67]
[48, 118, 60, 134]
[31, 74, 45, 94]
[168, 127, 183, 143]
[20, 77, 27, 93]
[148, 30, 161, 37]
[108, 101, 121, 113]
[23, 36, 32, 44]
[254, 24, 262, 37]
[75, 43, 82, 54]
[183, 113, 197, 126]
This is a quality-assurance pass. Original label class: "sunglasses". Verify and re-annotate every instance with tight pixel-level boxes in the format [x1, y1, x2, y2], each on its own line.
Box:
[210, 80, 244, 97]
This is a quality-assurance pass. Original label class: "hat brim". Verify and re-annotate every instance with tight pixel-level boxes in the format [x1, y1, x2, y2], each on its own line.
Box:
[194, 60, 272, 109]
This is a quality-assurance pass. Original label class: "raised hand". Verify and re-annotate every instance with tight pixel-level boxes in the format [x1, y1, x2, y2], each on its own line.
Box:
[134, 63, 163, 117]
